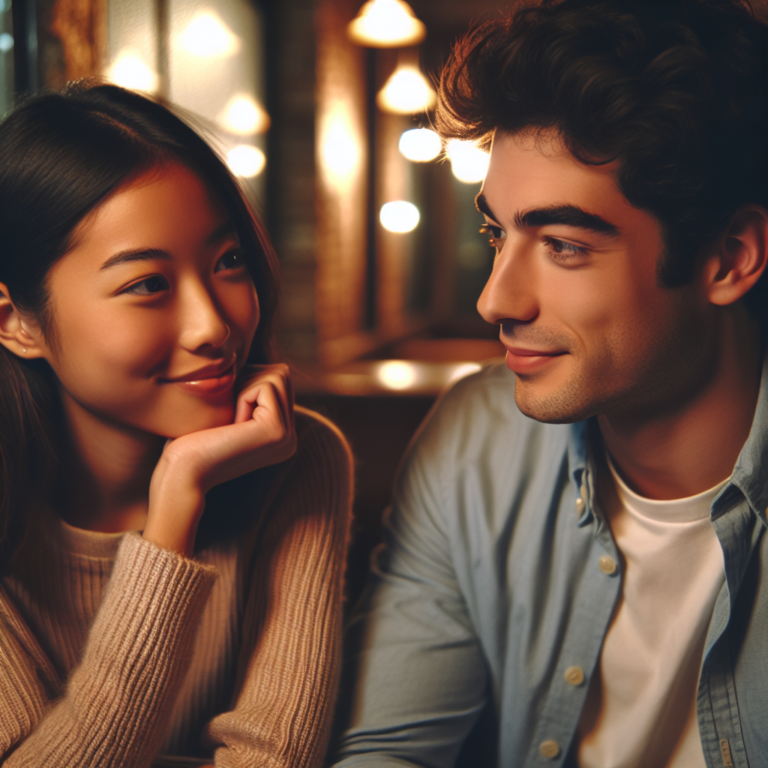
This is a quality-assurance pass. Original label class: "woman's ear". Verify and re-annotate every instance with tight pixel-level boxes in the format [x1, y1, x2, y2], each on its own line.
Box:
[702, 206, 768, 307]
[0, 282, 46, 359]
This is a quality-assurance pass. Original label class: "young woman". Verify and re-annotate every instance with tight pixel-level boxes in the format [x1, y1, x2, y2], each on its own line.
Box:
[0, 81, 352, 768]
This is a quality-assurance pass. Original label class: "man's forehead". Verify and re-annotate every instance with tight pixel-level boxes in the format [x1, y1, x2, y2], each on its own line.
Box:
[481, 131, 626, 222]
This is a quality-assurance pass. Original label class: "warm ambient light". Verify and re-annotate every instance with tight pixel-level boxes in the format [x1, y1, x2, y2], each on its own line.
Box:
[448, 362, 482, 383]
[106, 50, 159, 93]
[446, 139, 490, 183]
[377, 66, 437, 115]
[220, 95, 270, 135]
[376, 361, 418, 390]
[347, 0, 426, 47]
[180, 10, 240, 58]
[380, 201, 420, 233]
[399, 128, 441, 162]
[321, 110, 361, 192]
[226, 145, 265, 178]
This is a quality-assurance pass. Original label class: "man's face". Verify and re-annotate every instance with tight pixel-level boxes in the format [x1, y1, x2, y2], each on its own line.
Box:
[477, 129, 713, 424]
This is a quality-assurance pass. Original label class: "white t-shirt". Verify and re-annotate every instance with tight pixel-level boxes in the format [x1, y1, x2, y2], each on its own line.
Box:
[577, 459, 728, 768]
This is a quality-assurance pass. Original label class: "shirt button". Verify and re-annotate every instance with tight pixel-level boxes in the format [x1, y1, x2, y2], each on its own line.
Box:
[539, 740, 560, 759]
[564, 665, 585, 686]
[599, 555, 618, 575]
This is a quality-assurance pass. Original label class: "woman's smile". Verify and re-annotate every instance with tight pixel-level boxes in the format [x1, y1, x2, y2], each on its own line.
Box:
[28, 162, 261, 439]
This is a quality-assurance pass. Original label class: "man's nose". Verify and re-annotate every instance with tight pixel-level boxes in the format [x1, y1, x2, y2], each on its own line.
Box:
[477, 241, 539, 326]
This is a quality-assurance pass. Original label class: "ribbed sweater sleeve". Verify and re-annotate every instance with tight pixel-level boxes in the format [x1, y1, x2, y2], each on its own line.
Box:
[2, 532, 217, 768]
[204, 411, 353, 768]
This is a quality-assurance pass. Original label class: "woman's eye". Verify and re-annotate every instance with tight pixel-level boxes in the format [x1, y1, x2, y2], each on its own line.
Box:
[545, 237, 588, 261]
[123, 275, 170, 296]
[479, 224, 505, 248]
[215, 249, 245, 272]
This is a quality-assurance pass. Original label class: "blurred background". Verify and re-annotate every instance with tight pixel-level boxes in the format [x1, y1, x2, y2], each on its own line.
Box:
[1, 0, 513, 602]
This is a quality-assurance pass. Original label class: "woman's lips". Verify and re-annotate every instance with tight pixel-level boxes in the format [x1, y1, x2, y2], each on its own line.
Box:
[504, 346, 566, 374]
[161, 362, 237, 395]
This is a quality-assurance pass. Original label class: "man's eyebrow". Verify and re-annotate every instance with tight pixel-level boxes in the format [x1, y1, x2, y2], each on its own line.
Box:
[100, 248, 171, 270]
[514, 205, 619, 236]
[475, 193, 619, 237]
[475, 193, 498, 222]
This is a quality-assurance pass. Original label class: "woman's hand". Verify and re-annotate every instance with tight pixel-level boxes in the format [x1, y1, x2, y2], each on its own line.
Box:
[143, 364, 297, 556]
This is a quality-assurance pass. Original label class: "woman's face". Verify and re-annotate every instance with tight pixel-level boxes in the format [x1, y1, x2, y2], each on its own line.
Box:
[31, 162, 260, 438]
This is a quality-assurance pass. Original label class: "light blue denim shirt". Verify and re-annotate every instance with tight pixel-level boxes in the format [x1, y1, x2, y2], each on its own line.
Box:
[333, 357, 768, 768]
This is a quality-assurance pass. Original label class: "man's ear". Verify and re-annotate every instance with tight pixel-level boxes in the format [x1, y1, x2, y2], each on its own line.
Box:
[0, 282, 47, 359]
[702, 206, 768, 307]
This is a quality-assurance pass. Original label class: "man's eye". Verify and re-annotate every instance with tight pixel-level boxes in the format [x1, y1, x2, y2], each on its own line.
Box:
[215, 249, 245, 272]
[123, 275, 170, 296]
[479, 224, 505, 246]
[544, 237, 588, 261]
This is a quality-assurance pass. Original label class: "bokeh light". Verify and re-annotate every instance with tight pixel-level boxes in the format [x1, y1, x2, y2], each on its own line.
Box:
[226, 145, 266, 178]
[399, 128, 441, 162]
[347, 0, 426, 47]
[446, 139, 490, 183]
[180, 11, 240, 58]
[377, 66, 436, 115]
[380, 201, 420, 233]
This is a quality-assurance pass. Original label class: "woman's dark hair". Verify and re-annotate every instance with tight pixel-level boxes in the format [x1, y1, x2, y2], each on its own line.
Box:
[436, 0, 768, 313]
[0, 81, 280, 565]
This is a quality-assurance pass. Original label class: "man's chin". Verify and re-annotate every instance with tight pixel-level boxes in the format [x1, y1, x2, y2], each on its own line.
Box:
[513, 385, 594, 425]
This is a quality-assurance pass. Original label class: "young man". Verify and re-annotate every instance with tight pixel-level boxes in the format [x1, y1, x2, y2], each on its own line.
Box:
[332, 1, 768, 766]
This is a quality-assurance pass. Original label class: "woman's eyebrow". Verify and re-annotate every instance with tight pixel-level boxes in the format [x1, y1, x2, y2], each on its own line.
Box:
[100, 248, 170, 270]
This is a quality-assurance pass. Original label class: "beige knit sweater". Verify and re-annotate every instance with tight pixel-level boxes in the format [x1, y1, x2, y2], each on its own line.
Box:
[0, 407, 353, 768]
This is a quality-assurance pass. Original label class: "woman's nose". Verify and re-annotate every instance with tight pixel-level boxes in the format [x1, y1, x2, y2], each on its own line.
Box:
[178, 284, 231, 352]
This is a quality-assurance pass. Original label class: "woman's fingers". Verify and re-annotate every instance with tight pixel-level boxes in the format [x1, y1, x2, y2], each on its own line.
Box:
[235, 363, 293, 428]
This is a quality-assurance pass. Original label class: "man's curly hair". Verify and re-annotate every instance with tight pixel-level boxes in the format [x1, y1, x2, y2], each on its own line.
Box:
[436, 0, 768, 317]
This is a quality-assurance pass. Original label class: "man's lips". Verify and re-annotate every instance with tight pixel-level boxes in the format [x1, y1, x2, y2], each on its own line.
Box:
[503, 345, 567, 374]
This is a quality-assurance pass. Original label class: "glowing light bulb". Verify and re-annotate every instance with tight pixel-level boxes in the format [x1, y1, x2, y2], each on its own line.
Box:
[348, 0, 426, 48]
[446, 139, 490, 183]
[226, 145, 265, 178]
[377, 66, 437, 115]
[220, 95, 270, 135]
[399, 128, 441, 162]
[380, 201, 420, 233]
[106, 51, 159, 93]
[377, 361, 418, 390]
[180, 11, 240, 58]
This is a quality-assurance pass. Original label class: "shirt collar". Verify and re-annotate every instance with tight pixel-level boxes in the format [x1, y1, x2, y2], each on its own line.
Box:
[728, 348, 768, 526]
[566, 348, 768, 527]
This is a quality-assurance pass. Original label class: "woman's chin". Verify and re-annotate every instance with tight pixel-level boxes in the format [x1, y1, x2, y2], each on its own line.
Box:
[161, 403, 236, 438]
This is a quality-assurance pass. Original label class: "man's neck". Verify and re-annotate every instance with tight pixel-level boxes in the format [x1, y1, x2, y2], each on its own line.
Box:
[598, 318, 763, 501]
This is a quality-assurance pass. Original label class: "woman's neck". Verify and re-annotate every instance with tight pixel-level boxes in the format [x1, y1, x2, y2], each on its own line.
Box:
[56, 391, 165, 533]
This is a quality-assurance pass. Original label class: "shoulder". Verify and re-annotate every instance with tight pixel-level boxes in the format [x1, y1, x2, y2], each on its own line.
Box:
[398, 362, 572, 505]
[292, 406, 354, 479]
